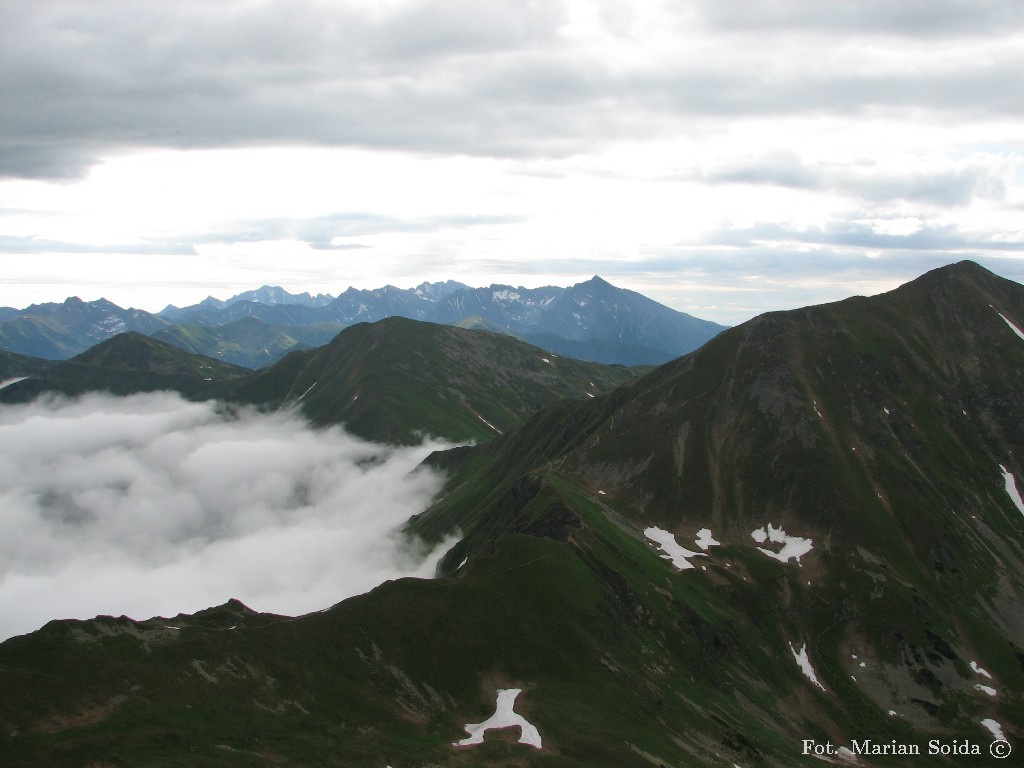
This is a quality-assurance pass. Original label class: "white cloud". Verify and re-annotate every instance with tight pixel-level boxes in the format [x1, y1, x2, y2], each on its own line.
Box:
[0, 0, 1023, 322]
[0, 392, 456, 641]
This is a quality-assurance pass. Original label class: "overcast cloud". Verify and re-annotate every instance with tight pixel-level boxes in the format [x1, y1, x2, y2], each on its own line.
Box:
[0, 0, 1023, 322]
[0, 392, 457, 641]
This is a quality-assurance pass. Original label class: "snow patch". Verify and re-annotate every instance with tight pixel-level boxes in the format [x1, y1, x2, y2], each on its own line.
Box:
[296, 382, 317, 402]
[645, 527, 705, 570]
[454, 688, 542, 749]
[837, 746, 859, 763]
[981, 718, 1006, 741]
[540, 358, 550, 364]
[750, 523, 813, 564]
[997, 311, 1024, 341]
[970, 661, 993, 679]
[999, 464, 1024, 516]
[694, 528, 720, 551]
[789, 642, 826, 691]
[974, 684, 997, 696]
[476, 414, 502, 434]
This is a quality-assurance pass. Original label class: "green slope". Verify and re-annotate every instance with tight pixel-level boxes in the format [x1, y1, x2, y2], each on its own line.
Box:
[410, 260, 1024, 759]
[228, 316, 647, 444]
[0, 348, 54, 380]
[1, 263, 1022, 767]
[0, 332, 251, 403]
[153, 316, 346, 369]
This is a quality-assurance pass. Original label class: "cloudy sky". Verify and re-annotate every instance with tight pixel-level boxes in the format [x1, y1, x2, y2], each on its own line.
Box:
[0, 392, 456, 640]
[2, 0, 1023, 324]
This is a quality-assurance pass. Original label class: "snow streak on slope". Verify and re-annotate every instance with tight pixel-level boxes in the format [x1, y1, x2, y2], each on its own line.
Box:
[997, 311, 1024, 341]
[789, 642, 827, 691]
[999, 464, 1024, 517]
[0, 392, 456, 641]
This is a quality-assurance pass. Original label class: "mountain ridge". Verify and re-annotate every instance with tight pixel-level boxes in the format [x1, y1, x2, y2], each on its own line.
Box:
[1, 261, 1021, 767]
[0, 277, 727, 367]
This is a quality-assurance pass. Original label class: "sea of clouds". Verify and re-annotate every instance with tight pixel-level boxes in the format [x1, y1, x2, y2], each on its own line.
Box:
[0, 391, 458, 641]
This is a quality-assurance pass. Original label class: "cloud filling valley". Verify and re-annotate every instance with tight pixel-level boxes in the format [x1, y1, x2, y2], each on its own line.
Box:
[0, 391, 457, 641]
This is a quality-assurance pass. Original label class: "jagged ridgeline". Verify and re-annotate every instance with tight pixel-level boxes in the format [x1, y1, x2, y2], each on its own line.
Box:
[1, 261, 1022, 767]
[0, 276, 728, 368]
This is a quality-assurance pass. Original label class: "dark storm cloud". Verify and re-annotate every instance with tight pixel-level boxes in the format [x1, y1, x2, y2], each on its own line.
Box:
[3, 0, 1023, 180]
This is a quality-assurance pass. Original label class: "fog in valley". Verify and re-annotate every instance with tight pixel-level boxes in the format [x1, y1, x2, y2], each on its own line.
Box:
[0, 392, 457, 640]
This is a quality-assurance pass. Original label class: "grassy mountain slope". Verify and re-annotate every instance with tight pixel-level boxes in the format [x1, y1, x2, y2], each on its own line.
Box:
[0, 298, 170, 359]
[0, 332, 250, 403]
[152, 316, 346, 368]
[229, 316, 645, 444]
[1, 262, 1021, 767]
[0, 348, 54, 380]
[410, 260, 1024, 758]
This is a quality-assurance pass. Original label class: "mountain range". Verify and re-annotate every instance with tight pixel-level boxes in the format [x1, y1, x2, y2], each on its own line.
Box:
[0, 276, 728, 368]
[0, 261, 1022, 767]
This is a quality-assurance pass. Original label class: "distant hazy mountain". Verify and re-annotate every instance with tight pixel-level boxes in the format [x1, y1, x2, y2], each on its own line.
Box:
[155, 277, 727, 366]
[3, 262, 1021, 767]
[0, 297, 170, 359]
[0, 278, 726, 368]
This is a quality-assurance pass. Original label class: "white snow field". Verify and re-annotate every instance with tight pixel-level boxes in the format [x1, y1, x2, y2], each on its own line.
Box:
[997, 311, 1024, 341]
[999, 464, 1024, 516]
[789, 642, 826, 691]
[453, 688, 542, 748]
[981, 718, 1006, 741]
[694, 528, 721, 550]
[645, 527, 705, 570]
[751, 523, 814, 564]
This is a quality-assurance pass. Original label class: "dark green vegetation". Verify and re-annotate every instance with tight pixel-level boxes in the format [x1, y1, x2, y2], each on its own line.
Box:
[229, 317, 646, 444]
[0, 348, 53, 380]
[0, 332, 250, 403]
[151, 317, 345, 369]
[0, 317, 645, 446]
[1, 262, 1022, 767]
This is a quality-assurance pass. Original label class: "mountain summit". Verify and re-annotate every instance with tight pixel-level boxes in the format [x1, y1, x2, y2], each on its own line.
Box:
[1, 277, 727, 367]
[1, 261, 1020, 767]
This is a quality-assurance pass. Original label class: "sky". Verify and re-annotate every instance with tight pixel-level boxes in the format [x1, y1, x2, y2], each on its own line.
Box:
[0, 392, 458, 640]
[2, 0, 1023, 325]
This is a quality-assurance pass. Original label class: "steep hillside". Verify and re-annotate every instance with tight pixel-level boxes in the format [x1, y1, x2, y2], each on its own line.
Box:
[0, 298, 170, 359]
[0, 348, 53, 381]
[152, 317, 344, 368]
[1, 262, 1020, 767]
[0, 332, 250, 402]
[229, 317, 645, 444]
[411, 260, 1024, 758]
